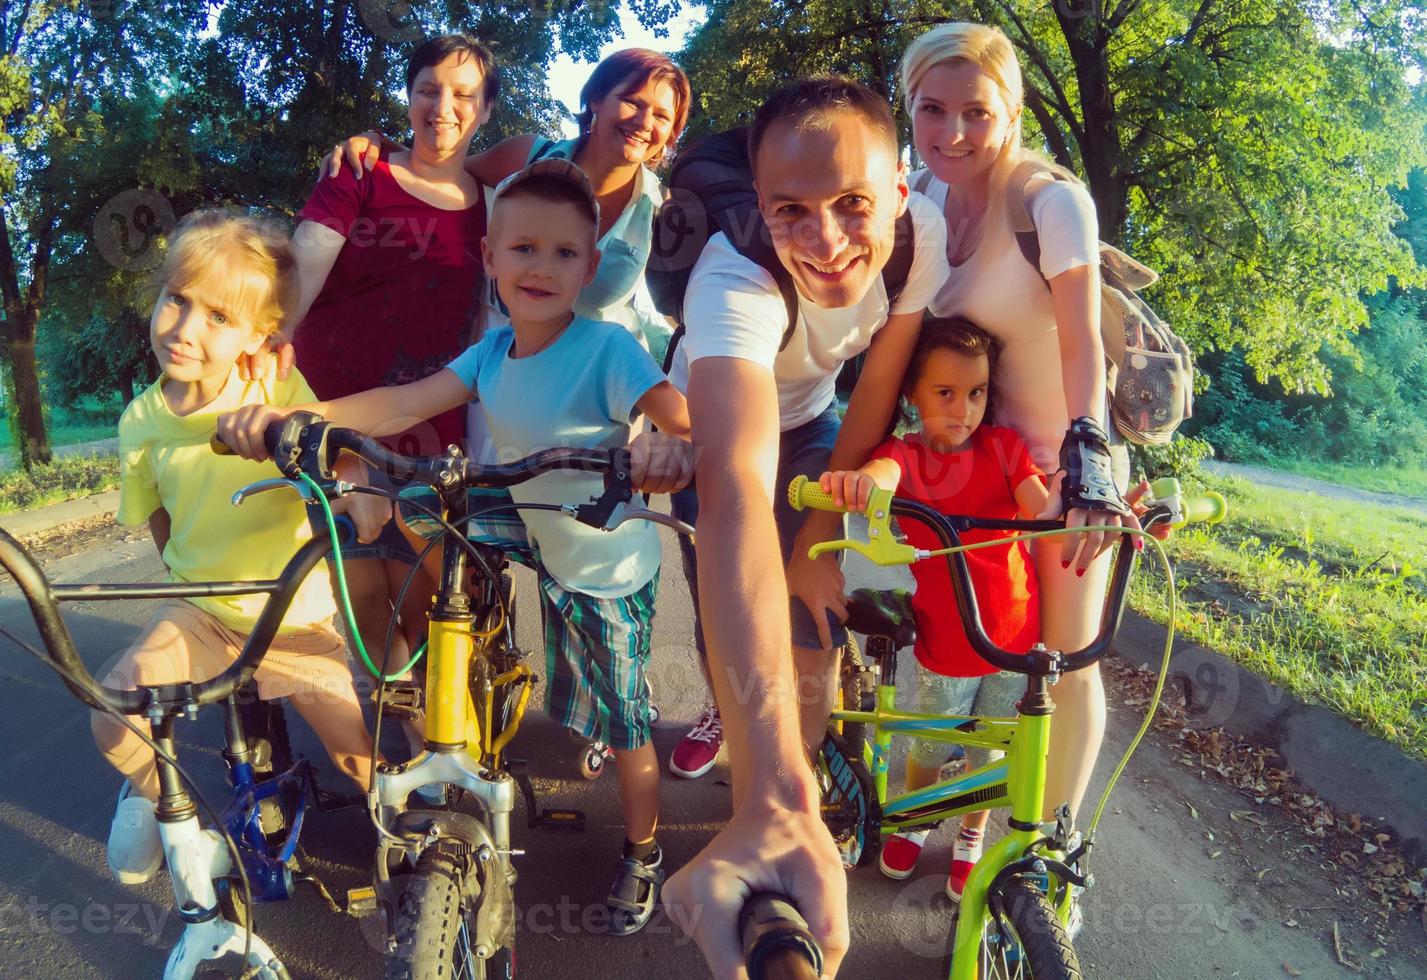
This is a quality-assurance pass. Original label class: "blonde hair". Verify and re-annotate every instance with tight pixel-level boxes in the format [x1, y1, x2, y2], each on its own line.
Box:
[900, 23, 1075, 203]
[154, 210, 299, 337]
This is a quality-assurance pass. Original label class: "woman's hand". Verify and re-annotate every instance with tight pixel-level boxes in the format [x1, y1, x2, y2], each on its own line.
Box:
[818, 470, 878, 513]
[237, 338, 295, 383]
[1123, 479, 1173, 541]
[216, 405, 289, 461]
[329, 491, 392, 544]
[320, 130, 384, 181]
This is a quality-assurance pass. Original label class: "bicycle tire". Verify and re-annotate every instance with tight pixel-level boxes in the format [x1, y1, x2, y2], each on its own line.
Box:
[974, 876, 1082, 980]
[386, 843, 509, 980]
[837, 635, 876, 756]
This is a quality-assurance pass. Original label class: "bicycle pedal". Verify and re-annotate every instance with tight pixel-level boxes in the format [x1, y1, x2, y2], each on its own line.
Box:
[537, 808, 585, 833]
[345, 885, 379, 918]
[377, 682, 423, 719]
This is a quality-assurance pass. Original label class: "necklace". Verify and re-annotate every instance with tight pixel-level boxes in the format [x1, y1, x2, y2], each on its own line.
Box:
[513, 317, 573, 358]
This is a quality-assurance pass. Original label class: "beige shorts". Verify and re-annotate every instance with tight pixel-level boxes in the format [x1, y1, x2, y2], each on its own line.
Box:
[102, 600, 356, 707]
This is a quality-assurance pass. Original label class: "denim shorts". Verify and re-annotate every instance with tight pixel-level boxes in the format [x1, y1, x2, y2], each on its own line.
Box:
[908, 662, 1022, 772]
[671, 403, 847, 654]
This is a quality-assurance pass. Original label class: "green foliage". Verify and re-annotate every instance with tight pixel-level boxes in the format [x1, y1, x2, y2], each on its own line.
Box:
[679, 0, 1427, 395]
[7, 2, 678, 424]
[1129, 433, 1215, 482]
[1191, 288, 1427, 468]
[0, 454, 119, 514]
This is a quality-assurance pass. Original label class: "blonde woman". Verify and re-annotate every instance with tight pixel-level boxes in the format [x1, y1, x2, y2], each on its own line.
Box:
[899, 22, 1136, 881]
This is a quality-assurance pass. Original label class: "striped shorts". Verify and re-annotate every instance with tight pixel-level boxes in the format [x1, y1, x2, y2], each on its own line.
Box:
[401, 485, 657, 749]
[538, 568, 658, 751]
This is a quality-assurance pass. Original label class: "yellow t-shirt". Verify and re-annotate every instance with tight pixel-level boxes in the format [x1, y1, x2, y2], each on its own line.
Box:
[116, 368, 337, 633]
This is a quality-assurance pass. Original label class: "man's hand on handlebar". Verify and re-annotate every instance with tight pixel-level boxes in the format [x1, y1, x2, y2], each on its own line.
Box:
[217, 404, 293, 462]
[663, 783, 849, 980]
[627, 431, 695, 495]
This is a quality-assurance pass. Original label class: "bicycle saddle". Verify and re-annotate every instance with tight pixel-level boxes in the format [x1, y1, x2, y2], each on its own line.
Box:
[844, 588, 916, 649]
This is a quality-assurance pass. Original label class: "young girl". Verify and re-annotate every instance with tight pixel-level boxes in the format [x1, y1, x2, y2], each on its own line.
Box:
[819, 315, 1051, 900]
[97, 210, 381, 884]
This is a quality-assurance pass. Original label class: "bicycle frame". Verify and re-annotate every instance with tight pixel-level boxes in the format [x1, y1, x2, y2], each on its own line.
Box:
[828, 674, 1063, 980]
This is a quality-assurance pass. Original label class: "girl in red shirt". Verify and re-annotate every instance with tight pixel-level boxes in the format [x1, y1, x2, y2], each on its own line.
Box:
[820, 315, 1053, 900]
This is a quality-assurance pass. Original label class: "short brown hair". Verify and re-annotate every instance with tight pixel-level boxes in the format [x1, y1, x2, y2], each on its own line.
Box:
[494, 174, 598, 235]
[747, 75, 898, 170]
[576, 48, 692, 167]
[405, 34, 500, 107]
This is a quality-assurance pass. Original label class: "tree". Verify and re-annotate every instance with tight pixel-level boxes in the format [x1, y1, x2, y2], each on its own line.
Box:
[9, 2, 678, 465]
[1, 1, 208, 469]
[678, 0, 1427, 395]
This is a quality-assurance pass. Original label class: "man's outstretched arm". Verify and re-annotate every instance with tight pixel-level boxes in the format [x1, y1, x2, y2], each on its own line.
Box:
[662, 356, 848, 980]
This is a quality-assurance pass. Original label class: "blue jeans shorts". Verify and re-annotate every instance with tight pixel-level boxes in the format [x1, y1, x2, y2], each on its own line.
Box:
[908, 662, 1022, 772]
[671, 403, 847, 655]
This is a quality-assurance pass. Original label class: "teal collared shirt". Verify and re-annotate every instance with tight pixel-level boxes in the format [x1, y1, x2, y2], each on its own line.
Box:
[526, 137, 664, 332]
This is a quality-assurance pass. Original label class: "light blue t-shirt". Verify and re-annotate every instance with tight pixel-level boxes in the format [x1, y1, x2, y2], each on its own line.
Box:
[448, 318, 666, 597]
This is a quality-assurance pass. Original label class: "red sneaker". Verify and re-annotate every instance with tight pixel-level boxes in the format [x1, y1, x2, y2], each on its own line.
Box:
[946, 832, 984, 902]
[669, 705, 723, 779]
[877, 829, 931, 880]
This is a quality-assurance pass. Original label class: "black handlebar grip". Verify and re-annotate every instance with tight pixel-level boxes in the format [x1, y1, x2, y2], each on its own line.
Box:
[740, 893, 823, 980]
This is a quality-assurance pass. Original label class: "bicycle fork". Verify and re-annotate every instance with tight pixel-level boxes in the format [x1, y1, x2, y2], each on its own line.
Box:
[370, 616, 519, 958]
[947, 706, 1052, 979]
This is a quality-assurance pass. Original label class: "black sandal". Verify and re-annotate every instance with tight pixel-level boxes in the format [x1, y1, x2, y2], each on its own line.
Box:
[605, 848, 665, 936]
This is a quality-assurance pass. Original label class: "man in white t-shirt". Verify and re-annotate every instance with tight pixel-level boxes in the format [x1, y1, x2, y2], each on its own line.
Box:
[661, 76, 950, 978]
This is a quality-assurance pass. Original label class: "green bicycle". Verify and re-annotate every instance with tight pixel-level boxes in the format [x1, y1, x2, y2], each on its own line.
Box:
[789, 476, 1226, 979]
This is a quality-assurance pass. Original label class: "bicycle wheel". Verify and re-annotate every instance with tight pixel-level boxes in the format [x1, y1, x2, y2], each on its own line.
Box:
[837, 634, 876, 754]
[386, 843, 511, 980]
[975, 876, 1082, 979]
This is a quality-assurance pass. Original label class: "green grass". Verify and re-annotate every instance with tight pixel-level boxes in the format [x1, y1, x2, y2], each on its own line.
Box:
[1244, 457, 1427, 500]
[0, 418, 118, 453]
[1132, 471, 1427, 761]
[0, 454, 120, 514]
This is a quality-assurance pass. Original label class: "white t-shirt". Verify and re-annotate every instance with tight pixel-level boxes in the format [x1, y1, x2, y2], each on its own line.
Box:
[916, 168, 1099, 469]
[670, 191, 950, 431]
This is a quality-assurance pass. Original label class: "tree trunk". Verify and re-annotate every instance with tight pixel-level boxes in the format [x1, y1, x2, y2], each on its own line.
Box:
[8, 332, 51, 468]
[1057, 6, 1129, 243]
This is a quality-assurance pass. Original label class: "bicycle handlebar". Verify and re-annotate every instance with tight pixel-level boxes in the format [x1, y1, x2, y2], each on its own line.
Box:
[740, 893, 823, 980]
[0, 526, 335, 716]
[787, 475, 1227, 675]
[4, 420, 644, 719]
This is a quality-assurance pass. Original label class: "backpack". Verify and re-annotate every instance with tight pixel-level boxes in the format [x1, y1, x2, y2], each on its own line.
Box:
[1005, 162, 1193, 445]
[911, 164, 1194, 445]
[648, 127, 915, 373]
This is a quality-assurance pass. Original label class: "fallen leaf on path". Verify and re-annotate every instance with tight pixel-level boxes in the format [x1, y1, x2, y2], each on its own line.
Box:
[1281, 964, 1301, 977]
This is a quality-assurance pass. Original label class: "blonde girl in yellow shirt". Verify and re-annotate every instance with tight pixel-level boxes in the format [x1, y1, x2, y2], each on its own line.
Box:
[95, 211, 385, 885]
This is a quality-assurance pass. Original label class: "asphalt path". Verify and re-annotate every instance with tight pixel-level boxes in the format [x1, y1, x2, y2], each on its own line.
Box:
[1, 519, 1423, 978]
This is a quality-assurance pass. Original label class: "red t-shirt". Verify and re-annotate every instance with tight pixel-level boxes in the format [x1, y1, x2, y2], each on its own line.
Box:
[292, 160, 485, 455]
[870, 426, 1044, 677]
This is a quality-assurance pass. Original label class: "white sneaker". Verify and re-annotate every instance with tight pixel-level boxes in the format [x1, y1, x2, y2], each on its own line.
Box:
[107, 781, 163, 884]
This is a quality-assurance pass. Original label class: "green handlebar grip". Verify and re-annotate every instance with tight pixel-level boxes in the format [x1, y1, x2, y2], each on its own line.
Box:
[787, 475, 845, 513]
[1180, 491, 1227, 526]
[210, 434, 234, 456]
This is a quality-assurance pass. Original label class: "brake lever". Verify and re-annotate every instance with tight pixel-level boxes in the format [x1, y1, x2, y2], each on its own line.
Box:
[232, 477, 354, 507]
[600, 502, 695, 537]
[572, 448, 634, 529]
